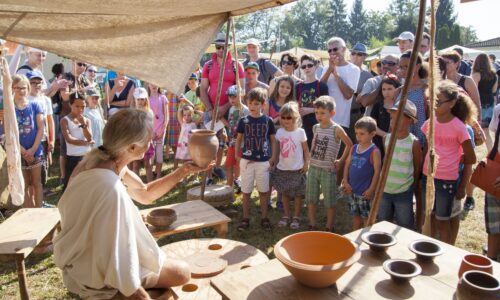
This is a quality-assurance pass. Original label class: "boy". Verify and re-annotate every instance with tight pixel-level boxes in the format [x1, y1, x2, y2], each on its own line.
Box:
[342, 117, 382, 230]
[235, 87, 277, 231]
[225, 85, 249, 194]
[306, 96, 352, 231]
[378, 101, 422, 230]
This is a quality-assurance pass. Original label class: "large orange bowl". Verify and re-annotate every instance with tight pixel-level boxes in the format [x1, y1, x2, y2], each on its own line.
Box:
[274, 231, 361, 288]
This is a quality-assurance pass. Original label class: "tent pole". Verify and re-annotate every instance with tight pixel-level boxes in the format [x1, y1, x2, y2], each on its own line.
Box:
[231, 17, 241, 103]
[200, 17, 231, 200]
[366, 0, 427, 226]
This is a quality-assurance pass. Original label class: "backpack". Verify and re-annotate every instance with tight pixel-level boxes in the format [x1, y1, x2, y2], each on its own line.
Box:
[207, 60, 238, 78]
[243, 58, 270, 82]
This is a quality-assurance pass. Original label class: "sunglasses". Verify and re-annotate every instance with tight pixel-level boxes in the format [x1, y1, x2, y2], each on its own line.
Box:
[30, 81, 43, 85]
[77, 62, 87, 67]
[14, 86, 28, 90]
[281, 60, 294, 66]
[436, 99, 455, 107]
[280, 116, 293, 120]
[215, 45, 225, 50]
[327, 47, 339, 53]
[87, 69, 97, 73]
[301, 63, 315, 69]
[351, 52, 365, 57]
[136, 98, 147, 101]
[382, 60, 397, 66]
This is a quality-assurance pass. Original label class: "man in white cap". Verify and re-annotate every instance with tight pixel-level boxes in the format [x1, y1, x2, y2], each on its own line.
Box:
[243, 38, 282, 84]
[394, 31, 415, 53]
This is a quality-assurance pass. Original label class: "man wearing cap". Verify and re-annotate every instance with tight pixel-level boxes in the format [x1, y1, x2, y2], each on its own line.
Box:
[349, 42, 373, 141]
[244, 62, 269, 104]
[420, 32, 431, 56]
[320, 37, 360, 130]
[243, 38, 282, 84]
[357, 54, 400, 116]
[394, 31, 414, 53]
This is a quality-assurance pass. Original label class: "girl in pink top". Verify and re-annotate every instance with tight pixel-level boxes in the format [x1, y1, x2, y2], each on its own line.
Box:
[148, 83, 169, 179]
[421, 80, 476, 244]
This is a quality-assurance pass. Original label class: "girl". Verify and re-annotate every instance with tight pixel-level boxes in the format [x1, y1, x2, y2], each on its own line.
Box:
[271, 102, 310, 230]
[83, 89, 105, 148]
[370, 74, 401, 158]
[265, 76, 295, 127]
[166, 91, 180, 168]
[148, 83, 169, 179]
[132, 88, 155, 182]
[10, 74, 45, 207]
[175, 104, 197, 172]
[421, 80, 476, 244]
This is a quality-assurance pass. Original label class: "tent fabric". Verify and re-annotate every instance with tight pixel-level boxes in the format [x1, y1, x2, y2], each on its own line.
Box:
[0, 0, 294, 94]
[439, 45, 484, 60]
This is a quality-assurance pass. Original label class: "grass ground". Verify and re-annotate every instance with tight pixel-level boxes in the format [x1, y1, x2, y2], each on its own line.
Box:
[0, 143, 490, 299]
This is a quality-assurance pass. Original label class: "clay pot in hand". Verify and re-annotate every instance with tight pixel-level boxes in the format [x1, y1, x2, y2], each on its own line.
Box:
[456, 270, 500, 300]
[458, 254, 493, 279]
[188, 129, 218, 168]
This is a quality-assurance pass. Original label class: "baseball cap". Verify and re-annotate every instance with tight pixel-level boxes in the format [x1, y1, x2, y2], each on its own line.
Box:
[393, 31, 415, 42]
[246, 38, 261, 47]
[26, 70, 44, 80]
[244, 61, 260, 72]
[86, 65, 98, 72]
[213, 32, 232, 46]
[86, 89, 99, 98]
[133, 87, 148, 99]
[28, 47, 47, 54]
[351, 42, 368, 54]
[226, 85, 238, 96]
[389, 101, 418, 123]
[188, 73, 198, 81]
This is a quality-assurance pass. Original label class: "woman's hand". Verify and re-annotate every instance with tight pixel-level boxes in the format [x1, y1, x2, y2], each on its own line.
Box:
[180, 161, 215, 175]
[1, 57, 12, 85]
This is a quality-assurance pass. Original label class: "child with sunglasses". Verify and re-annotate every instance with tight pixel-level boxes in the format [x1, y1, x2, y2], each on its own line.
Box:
[271, 102, 309, 229]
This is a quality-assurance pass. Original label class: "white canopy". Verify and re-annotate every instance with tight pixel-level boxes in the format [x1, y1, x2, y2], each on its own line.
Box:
[439, 45, 484, 60]
[0, 0, 294, 93]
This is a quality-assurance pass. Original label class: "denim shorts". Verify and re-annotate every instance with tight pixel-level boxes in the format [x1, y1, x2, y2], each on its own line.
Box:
[422, 175, 457, 220]
[378, 186, 414, 229]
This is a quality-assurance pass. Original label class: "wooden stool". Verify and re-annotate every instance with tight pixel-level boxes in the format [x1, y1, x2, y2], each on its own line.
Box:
[186, 185, 234, 207]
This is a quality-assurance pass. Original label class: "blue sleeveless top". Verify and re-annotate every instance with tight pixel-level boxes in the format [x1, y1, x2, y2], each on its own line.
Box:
[348, 144, 376, 196]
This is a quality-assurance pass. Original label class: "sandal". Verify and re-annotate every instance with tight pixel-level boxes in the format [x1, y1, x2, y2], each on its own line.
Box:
[261, 218, 272, 230]
[277, 217, 289, 227]
[237, 218, 250, 232]
[290, 217, 300, 230]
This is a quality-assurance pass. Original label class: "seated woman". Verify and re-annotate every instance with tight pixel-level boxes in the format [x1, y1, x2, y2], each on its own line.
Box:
[54, 108, 212, 299]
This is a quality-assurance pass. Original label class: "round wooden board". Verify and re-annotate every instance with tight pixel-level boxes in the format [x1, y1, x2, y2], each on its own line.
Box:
[185, 253, 227, 278]
[186, 185, 234, 207]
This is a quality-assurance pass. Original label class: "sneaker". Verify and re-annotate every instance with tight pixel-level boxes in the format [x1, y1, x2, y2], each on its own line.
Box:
[206, 178, 214, 186]
[192, 178, 200, 185]
[233, 179, 242, 194]
[212, 167, 226, 180]
[276, 199, 284, 213]
[464, 197, 475, 211]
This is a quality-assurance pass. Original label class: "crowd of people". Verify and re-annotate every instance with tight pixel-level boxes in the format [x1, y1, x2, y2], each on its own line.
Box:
[1, 31, 500, 262]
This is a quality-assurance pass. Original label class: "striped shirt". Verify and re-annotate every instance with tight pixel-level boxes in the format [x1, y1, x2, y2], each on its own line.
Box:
[310, 122, 341, 170]
[384, 133, 416, 194]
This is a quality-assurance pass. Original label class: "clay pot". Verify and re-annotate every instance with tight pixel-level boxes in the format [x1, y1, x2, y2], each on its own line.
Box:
[147, 208, 177, 229]
[458, 254, 493, 279]
[383, 259, 421, 284]
[361, 231, 397, 253]
[456, 270, 500, 300]
[408, 239, 444, 263]
[274, 231, 360, 288]
[188, 129, 218, 168]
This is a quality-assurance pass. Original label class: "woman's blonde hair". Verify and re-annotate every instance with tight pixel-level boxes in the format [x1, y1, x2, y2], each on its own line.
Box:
[279, 101, 301, 128]
[12, 74, 31, 93]
[78, 109, 153, 170]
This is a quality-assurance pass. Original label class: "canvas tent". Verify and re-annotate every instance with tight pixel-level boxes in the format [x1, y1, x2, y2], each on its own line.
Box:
[0, 0, 294, 94]
[439, 45, 484, 60]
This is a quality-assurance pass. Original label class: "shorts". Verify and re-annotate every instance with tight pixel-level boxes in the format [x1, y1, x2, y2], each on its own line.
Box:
[305, 165, 337, 208]
[153, 139, 164, 164]
[21, 156, 44, 170]
[421, 176, 457, 221]
[450, 197, 463, 218]
[225, 146, 241, 168]
[217, 129, 227, 149]
[480, 105, 493, 128]
[240, 159, 270, 193]
[378, 186, 415, 229]
[347, 193, 371, 218]
[485, 193, 500, 234]
[270, 168, 306, 198]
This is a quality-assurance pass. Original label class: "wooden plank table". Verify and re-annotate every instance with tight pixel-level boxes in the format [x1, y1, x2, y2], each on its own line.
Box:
[0, 208, 60, 300]
[140, 200, 231, 239]
[211, 221, 500, 300]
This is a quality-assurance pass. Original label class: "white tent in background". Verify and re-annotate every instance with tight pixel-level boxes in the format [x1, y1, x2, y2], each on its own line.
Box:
[0, 0, 294, 94]
[439, 45, 484, 60]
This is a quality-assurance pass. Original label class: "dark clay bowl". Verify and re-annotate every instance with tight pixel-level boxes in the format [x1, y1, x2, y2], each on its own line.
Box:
[147, 208, 177, 229]
[361, 231, 397, 252]
[408, 239, 444, 262]
[383, 259, 421, 284]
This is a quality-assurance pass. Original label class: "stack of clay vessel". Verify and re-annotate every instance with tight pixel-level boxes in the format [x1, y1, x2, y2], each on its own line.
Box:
[274, 231, 360, 288]
[188, 129, 218, 168]
[458, 254, 493, 279]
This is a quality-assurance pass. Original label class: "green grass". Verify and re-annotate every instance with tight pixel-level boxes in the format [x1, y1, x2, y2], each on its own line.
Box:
[0, 144, 490, 299]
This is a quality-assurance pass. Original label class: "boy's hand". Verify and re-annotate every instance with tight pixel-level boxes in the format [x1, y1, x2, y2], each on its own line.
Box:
[235, 154, 241, 162]
[362, 187, 375, 200]
[342, 180, 352, 194]
[301, 163, 309, 174]
[269, 159, 276, 169]
[334, 159, 343, 173]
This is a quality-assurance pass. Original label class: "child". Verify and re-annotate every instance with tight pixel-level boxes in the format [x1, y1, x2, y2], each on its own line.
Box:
[166, 91, 180, 167]
[235, 87, 277, 231]
[265, 76, 295, 126]
[133, 87, 155, 182]
[148, 83, 169, 179]
[271, 102, 310, 229]
[306, 96, 352, 231]
[377, 101, 422, 230]
[175, 104, 198, 174]
[225, 85, 249, 193]
[422, 80, 476, 244]
[83, 89, 105, 148]
[342, 117, 381, 230]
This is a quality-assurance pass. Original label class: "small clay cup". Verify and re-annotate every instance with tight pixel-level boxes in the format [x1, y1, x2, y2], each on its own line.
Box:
[361, 231, 397, 252]
[458, 254, 493, 279]
[408, 239, 444, 262]
[456, 270, 500, 300]
[383, 259, 421, 284]
[188, 129, 218, 168]
[147, 208, 177, 229]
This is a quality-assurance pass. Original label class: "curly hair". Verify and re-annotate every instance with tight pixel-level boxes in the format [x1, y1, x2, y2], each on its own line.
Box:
[437, 80, 477, 124]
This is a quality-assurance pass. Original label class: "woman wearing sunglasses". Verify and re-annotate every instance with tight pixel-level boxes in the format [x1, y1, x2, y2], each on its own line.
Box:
[104, 71, 136, 117]
[268, 53, 302, 95]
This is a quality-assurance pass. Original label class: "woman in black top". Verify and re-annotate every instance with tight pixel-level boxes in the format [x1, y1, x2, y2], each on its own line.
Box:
[104, 72, 136, 117]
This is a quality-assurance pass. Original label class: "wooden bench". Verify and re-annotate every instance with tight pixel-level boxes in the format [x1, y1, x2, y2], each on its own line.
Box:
[141, 200, 231, 239]
[0, 208, 60, 300]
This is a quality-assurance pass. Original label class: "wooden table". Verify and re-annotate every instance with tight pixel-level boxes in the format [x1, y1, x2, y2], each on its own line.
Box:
[161, 238, 269, 300]
[140, 200, 231, 239]
[211, 221, 500, 300]
[0, 208, 60, 300]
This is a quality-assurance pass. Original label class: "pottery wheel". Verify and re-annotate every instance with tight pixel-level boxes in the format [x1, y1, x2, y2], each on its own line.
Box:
[185, 253, 227, 278]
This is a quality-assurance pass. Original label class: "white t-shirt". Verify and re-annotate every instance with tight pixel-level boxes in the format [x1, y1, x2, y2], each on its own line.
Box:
[489, 103, 500, 153]
[321, 63, 360, 128]
[276, 127, 307, 170]
[360, 75, 382, 116]
[28, 94, 53, 142]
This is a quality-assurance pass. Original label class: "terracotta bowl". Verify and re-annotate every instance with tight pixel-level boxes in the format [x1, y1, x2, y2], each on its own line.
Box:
[408, 239, 444, 262]
[274, 231, 361, 288]
[147, 208, 177, 229]
[383, 259, 421, 284]
[361, 231, 397, 252]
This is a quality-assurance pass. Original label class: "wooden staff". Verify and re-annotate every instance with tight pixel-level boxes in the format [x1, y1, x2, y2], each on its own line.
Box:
[366, 0, 427, 225]
[230, 17, 241, 102]
[200, 18, 232, 200]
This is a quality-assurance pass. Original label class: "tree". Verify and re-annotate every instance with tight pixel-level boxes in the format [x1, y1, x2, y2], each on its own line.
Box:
[436, 0, 457, 33]
[327, 0, 349, 40]
[460, 26, 478, 45]
[436, 24, 451, 49]
[365, 11, 395, 42]
[348, 0, 368, 45]
[234, 9, 283, 52]
[389, 0, 419, 37]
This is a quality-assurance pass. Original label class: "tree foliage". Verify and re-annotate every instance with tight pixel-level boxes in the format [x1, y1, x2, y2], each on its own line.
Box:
[348, 0, 368, 46]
